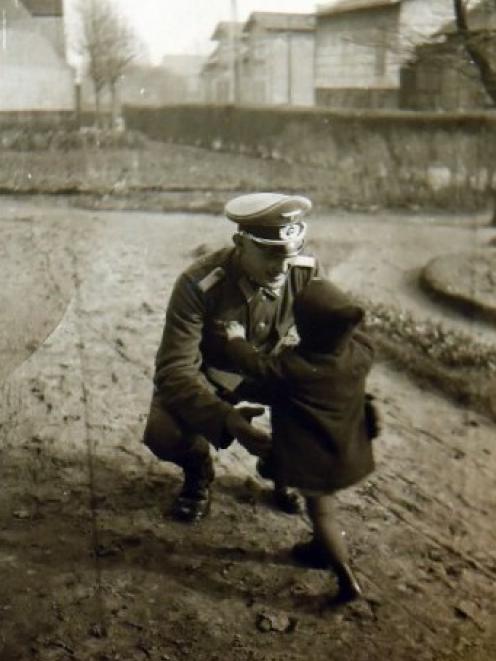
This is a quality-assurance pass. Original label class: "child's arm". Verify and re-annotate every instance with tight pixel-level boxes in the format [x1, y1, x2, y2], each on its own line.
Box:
[223, 322, 285, 386]
[353, 329, 375, 356]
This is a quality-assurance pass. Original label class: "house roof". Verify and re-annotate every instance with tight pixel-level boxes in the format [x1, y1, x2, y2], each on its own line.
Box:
[200, 45, 220, 72]
[317, 0, 400, 16]
[0, 0, 31, 20]
[21, 0, 63, 16]
[243, 12, 316, 32]
[210, 21, 244, 41]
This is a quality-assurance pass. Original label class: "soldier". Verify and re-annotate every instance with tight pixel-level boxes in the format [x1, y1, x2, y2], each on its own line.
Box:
[143, 192, 319, 522]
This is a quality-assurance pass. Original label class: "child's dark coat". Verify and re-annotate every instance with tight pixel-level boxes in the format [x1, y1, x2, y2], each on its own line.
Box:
[226, 330, 375, 492]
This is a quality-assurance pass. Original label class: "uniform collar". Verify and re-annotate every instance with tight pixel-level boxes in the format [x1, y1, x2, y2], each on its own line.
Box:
[229, 250, 283, 302]
[238, 275, 281, 301]
[237, 274, 258, 302]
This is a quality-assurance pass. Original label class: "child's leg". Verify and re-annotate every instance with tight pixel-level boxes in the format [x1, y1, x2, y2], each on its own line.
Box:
[305, 494, 363, 603]
[305, 495, 348, 566]
[256, 452, 303, 514]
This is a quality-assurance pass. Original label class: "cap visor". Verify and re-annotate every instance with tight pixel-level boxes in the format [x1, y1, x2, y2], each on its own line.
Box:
[251, 238, 304, 257]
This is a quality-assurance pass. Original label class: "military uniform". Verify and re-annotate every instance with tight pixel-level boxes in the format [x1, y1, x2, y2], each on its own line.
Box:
[143, 192, 318, 521]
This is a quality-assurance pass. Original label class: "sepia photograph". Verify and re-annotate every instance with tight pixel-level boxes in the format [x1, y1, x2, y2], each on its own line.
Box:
[0, 0, 495, 659]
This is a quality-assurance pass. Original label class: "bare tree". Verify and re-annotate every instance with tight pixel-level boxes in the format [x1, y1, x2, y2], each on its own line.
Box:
[77, 0, 140, 127]
[104, 18, 139, 126]
[452, 1, 496, 223]
[453, 0, 496, 104]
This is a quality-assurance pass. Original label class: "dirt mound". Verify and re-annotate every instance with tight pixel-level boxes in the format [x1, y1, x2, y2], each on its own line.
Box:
[420, 249, 496, 323]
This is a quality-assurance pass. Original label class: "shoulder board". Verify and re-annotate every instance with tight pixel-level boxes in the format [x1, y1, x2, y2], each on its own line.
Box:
[197, 266, 226, 293]
[292, 255, 316, 268]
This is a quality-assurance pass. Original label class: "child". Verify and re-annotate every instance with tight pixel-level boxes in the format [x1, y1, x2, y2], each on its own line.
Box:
[222, 278, 379, 604]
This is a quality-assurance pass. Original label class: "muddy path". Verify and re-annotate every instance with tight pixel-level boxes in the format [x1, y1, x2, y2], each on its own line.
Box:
[0, 200, 495, 660]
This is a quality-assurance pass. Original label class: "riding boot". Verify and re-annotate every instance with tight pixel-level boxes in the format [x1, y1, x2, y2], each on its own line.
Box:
[291, 539, 363, 602]
[171, 452, 214, 523]
[272, 486, 304, 514]
[291, 537, 332, 569]
[331, 561, 363, 604]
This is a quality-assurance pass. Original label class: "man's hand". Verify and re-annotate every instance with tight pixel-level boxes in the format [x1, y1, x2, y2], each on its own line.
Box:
[364, 394, 382, 440]
[225, 405, 271, 457]
[223, 321, 246, 341]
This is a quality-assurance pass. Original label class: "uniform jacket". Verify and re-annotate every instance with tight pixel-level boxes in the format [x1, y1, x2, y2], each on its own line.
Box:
[153, 247, 318, 447]
[225, 330, 375, 492]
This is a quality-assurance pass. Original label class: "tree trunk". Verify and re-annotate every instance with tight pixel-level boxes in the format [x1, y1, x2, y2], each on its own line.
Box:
[110, 82, 119, 129]
[93, 83, 102, 128]
[453, 0, 496, 105]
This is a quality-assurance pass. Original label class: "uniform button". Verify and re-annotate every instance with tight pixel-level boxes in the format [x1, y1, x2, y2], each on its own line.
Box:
[257, 321, 267, 330]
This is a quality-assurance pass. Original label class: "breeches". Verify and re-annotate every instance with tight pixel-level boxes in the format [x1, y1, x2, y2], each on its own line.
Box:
[143, 394, 211, 467]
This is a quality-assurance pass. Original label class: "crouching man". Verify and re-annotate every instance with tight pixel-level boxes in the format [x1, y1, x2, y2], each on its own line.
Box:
[143, 192, 319, 522]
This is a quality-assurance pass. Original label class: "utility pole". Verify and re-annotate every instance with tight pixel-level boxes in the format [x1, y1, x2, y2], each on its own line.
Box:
[230, 0, 240, 104]
[2, 10, 7, 51]
[287, 32, 293, 105]
[75, 63, 83, 128]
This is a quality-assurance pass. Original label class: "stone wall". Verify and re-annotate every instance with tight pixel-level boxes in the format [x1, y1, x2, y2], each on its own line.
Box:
[125, 104, 496, 210]
[316, 88, 398, 109]
[0, 110, 75, 127]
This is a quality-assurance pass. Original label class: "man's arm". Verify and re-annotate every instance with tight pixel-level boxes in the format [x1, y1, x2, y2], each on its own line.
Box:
[224, 336, 286, 388]
[153, 273, 233, 446]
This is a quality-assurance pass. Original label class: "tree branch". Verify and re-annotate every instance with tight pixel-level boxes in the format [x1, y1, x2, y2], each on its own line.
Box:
[453, 0, 496, 105]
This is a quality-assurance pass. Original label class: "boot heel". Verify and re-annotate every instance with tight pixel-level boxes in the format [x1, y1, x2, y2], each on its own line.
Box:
[333, 563, 363, 604]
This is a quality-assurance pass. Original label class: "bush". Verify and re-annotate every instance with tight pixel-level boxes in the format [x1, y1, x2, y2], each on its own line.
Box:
[0, 128, 147, 152]
[363, 300, 496, 372]
[359, 298, 496, 419]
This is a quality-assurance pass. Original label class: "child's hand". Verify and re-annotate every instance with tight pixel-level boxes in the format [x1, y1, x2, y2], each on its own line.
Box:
[224, 321, 246, 341]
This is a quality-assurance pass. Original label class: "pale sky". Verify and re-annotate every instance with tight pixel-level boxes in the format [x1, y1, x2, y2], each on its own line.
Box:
[65, 0, 320, 64]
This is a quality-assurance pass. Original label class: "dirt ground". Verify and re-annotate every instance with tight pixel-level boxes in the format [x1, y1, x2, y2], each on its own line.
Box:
[1, 196, 495, 661]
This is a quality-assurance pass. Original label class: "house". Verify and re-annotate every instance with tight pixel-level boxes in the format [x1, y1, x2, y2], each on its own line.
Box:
[18, 0, 66, 56]
[400, 0, 494, 110]
[315, 0, 455, 108]
[201, 22, 244, 103]
[239, 12, 316, 106]
[201, 13, 316, 106]
[201, 45, 222, 103]
[0, 0, 74, 111]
